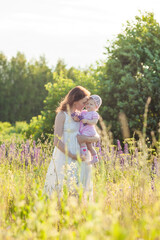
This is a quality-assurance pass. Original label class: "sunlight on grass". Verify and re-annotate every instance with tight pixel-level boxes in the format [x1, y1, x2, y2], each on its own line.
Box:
[0, 120, 160, 239]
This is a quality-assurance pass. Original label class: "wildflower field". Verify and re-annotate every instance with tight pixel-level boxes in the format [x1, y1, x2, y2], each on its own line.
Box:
[0, 122, 160, 240]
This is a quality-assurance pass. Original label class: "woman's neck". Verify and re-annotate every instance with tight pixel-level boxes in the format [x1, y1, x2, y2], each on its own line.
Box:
[69, 106, 76, 114]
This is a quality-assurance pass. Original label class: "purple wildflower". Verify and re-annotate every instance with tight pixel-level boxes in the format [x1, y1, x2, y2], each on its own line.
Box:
[117, 140, 124, 167]
[124, 143, 129, 154]
[117, 140, 123, 154]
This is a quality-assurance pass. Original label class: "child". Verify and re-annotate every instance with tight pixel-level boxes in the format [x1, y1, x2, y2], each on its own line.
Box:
[72, 95, 102, 165]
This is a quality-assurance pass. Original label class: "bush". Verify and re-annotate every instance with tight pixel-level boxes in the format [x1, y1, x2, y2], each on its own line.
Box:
[99, 12, 160, 141]
[0, 121, 28, 143]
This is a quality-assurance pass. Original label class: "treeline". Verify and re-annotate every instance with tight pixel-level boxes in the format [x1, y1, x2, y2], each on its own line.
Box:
[0, 53, 78, 123]
[0, 12, 160, 141]
[0, 53, 52, 123]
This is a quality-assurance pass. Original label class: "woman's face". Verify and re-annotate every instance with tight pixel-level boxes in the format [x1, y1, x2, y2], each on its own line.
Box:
[74, 96, 88, 111]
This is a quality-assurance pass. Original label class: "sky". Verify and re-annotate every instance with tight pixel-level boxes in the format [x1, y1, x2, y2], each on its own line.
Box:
[1, 0, 160, 69]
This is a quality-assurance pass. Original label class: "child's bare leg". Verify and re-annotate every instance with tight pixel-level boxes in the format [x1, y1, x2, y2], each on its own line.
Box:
[86, 143, 99, 164]
[87, 143, 96, 156]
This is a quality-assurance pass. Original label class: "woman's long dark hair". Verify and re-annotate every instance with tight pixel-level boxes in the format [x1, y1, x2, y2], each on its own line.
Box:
[56, 86, 90, 113]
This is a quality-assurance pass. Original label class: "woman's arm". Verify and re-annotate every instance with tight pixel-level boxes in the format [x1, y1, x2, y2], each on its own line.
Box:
[54, 112, 77, 160]
[77, 134, 99, 144]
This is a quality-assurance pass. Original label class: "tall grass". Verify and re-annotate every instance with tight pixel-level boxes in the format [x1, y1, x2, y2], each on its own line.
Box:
[0, 116, 160, 239]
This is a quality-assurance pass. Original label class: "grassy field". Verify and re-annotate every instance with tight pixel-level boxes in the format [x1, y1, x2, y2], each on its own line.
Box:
[0, 127, 160, 239]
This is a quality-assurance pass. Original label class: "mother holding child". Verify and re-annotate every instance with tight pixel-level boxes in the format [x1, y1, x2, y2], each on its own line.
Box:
[44, 86, 102, 199]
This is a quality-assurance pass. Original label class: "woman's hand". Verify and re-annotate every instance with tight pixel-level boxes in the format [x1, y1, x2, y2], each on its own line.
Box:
[70, 153, 86, 161]
[80, 155, 87, 161]
[77, 134, 99, 144]
[69, 153, 77, 160]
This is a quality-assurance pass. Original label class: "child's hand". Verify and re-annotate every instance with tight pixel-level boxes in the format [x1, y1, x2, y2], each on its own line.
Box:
[73, 116, 80, 122]
[81, 119, 88, 124]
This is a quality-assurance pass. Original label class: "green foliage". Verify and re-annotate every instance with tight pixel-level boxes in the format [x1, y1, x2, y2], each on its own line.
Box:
[0, 121, 28, 143]
[0, 52, 53, 123]
[100, 12, 160, 140]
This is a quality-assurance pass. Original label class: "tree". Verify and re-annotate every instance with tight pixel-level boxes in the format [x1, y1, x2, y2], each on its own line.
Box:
[0, 53, 53, 123]
[54, 59, 68, 77]
[0, 53, 10, 121]
[100, 12, 160, 140]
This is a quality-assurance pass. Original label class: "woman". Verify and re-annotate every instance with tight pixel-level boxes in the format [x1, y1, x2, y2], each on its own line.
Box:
[44, 86, 98, 198]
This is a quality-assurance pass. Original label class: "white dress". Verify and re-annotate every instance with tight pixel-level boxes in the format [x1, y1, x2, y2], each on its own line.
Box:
[44, 111, 93, 198]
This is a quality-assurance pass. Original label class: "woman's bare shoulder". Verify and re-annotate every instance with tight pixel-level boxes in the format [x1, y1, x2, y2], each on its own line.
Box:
[55, 111, 66, 121]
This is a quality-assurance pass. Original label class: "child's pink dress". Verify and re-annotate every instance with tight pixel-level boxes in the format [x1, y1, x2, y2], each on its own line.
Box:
[79, 110, 99, 136]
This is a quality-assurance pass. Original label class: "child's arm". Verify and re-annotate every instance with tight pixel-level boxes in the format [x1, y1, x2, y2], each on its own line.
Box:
[81, 118, 98, 125]
[73, 116, 80, 122]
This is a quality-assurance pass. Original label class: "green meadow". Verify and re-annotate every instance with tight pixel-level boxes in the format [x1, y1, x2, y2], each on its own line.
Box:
[0, 119, 160, 240]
